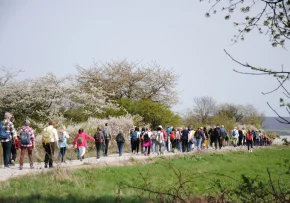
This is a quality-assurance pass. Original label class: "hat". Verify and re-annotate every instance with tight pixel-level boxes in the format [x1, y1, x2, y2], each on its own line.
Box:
[221, 125, 224, 128]
[234, 127, 237, 129]
[158, 125, 163, 129]
[4, 112, 12, 119]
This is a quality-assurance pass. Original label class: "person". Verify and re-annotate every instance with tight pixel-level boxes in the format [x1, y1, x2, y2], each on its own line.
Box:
[116, 130, 125, 157]
[9, 115, 19, 166]
[160, 126, 168, 154]
[170, 128, 176, 153]
[203, 127, 209, 149]
[181, 127, 190, 152]
[246, 129, 253, 152]
[151, 128, 157, 154]
[188, 127, 195, 152]
[176, 128, 182, 152]
[73, 128, 94, 161]
[102, 123, 112, 157]
[131, 127, 140, 155]
[42, 121, 58, 168]
[238, 128, 244, 146]
[208, 127, 215, 149]
[57, 126, 69, 163]
[220, 125, 227, 147]
[142, 128, 152, 156]
[94, 127, 104, 160]
[155, 126, 164, 155]
[166, 126, 173, 151]
[232, 127, 239, 147]
[129, 126, 134, 153]
[213, 125, 221, 149]
[195, 127, 203, 151]
[0, 112, 16, 168]
[19, 120, 35, 170]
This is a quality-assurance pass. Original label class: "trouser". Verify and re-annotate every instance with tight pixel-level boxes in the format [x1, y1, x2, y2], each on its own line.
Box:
[103, 139, 110, 156]
[218, 138, 223, 149]
[58, 147, 66, 162]
[196, 138, 202, 150]
[20, 147, 33, 166]
[232, 138, 238, 146]
[204, 139, 209, 148]
[144, 146, 150, 155]
[131, 140, 133, 152]
[96, 142, 102, 159]
[238, 137, 243, 146]
[136, 139, 140, 153]
[212, 139, 218, 149]
[117, 143, 124, 156]
[156, 142, 163, 154]
[182, 140, 188, 152]
[78, 146, 86, 158]
[170, 139, 176, 150]
[9, 143, 17, 164]
[151, 140, 156, 153]
[43, 142, 55, 167]
[2, 141, 12, 167]
[247, 140, 253, 150]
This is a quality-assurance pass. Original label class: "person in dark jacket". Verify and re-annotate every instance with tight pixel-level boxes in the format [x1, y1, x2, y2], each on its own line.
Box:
[116, 130, 125, 157]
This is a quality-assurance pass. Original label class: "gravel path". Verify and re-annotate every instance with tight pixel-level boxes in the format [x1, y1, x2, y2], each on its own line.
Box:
[0, 143, 284, 182]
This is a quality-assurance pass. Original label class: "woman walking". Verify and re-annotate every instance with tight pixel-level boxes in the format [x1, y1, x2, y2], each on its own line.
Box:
[246, 130, 253, 152]
[116, 130, 125, 157]
[73, 128, 94, 161]
[94, 127, 104, 160]
[58, 126, 69, 163]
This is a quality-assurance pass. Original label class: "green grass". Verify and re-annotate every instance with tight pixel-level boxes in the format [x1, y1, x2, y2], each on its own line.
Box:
[1, 147, 290, 203]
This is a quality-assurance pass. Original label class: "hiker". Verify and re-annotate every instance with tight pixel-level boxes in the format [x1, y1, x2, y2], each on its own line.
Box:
[166, 126, 173, 151]
[116, 130, 125, 157]
[102, 123, 111, 157]
[238, 128, 244, 146]
[159, 126, 168, 153]
[195, 127, 203, 151]
[181, 127, 190, 152]
[94, 127, 104, 160]
[246, 129, 253, 152]
[256, 131, 261, 146]
[0, 112, 17, 168]
[155, 126, 164, 155]
[208, 127, 214, 149]
[151, 128, 157, 154]
[73, 128, 94, 161]
[213, 125, 221, 149]
[232, 127, 239, 147]
[142, 128, 152, 156]
[169, 128, 176, 153]
[57, 126, 69, 163]
[176, 128, 182, 152]
[220, 125, 227, 148]
[19, 120, 35, 170]
[129, 126, 134, 153]
[131, 127, 140, 155]
[140, 127, 146, 153]
[9, 115, 19, 166]
[203, 127, 209, 149]
[188, 127, 195, 152]
[42, 121, 58, 168]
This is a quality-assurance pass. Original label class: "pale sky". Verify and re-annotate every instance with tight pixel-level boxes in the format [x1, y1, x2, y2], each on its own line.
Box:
[0, 0, 289, 116]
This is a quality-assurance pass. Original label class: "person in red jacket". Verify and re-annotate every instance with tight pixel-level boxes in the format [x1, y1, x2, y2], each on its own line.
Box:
[73, 128, 94, 161]
[246, 129, 253, 152]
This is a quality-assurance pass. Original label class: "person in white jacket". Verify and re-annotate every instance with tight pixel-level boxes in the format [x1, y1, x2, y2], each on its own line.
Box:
[231, 127, 239, 147]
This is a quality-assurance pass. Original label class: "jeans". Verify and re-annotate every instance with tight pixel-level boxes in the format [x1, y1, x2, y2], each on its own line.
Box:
[58, 147, 66, 162]
[96, 142, 102, 158]
[103, 139, 110, 156]
[247, 140, 253, 150]
[218, 138, 223, 149]
[156, 142, 163, 155]
[20, 147, 33, 166]
[2, 140, 12, 166]
[196, 138, 202, 150]
[117, 142, 124, 156]
[151, 140, 156, 153]
[43, 142, 55, 167]
[188, 143, 193, 152]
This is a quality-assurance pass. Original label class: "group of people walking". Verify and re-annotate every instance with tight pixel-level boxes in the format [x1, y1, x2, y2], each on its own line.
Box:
[0, 111, 273, 169]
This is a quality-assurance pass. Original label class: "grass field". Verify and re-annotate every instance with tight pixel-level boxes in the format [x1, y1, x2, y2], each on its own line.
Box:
[0, 147, 289, 203]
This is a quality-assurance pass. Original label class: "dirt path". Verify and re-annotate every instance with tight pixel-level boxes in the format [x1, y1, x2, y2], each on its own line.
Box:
[0, 145, 273, 182]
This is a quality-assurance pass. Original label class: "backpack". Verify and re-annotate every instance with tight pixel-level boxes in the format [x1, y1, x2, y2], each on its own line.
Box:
[143, 133, 150, 142]
[246, 133, 253, 140]
[170, 131, 176, 140]
[94, 132, 102, 143]
[0, 122, 10, 140]
[42, 128, 51, 144]
[77, 135, 83, 144]
[116, 133, 125, 143]
[103, 128, 110, 140]
[156, 132, 163, 144]
[19, 130, 31, 145]
[58, 132, 65, 142]
[195, 130, 202, 139]
[131, 131, 138, 142]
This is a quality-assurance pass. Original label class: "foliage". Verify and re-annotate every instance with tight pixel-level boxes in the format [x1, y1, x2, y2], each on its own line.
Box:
[118, 98, 181, 128]
[75, 59, 179, 106]
[202, 0, 290, 47]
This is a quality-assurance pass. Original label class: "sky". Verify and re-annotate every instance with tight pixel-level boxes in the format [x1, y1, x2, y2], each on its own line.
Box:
[0, 0, 289, 117]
